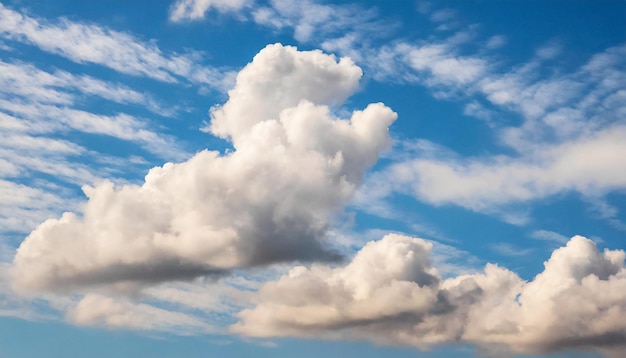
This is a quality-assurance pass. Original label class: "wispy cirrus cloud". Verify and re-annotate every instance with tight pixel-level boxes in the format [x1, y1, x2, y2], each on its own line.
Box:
[3, 105, 184, 159]
[170, 0, 252, 22]
[356, 42, 626, 224]
[168, 0, 393, 60]
[251, 0, 389, 44]
[0, 7, 196, 243]
[0, 180, 77, 234]
[0, 60, 156, 108]
[0, 3, 234, 90]
[531, 230, 569, 245]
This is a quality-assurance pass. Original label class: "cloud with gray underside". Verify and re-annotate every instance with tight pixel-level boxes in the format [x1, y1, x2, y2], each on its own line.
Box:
[11, 43, 397, 292]
[233, 234, 626, 357]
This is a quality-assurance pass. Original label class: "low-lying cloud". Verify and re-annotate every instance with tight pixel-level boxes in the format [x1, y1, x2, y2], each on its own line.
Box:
[233, 234, 626, 357]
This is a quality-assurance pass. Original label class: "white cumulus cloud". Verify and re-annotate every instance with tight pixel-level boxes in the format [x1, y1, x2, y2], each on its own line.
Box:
[233, 234, 626, 357]
[11, 44, 396, 292]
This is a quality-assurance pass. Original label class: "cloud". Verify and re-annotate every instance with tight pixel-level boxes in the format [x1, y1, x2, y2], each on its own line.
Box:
[0, 16, 202, 242]
[11, 44, 396, 292]
[405, 43, 486, 86]
[0, 102, 186, 181]
[66, 293, 213, 333]
[206, 43, 362, 141]
[531, 230, 569, 245]
[360, 122, 626, 218]
[430, 9, 456, 23]
[0, 4, 233, 89]
[0, 58, 188, 232]
[485, 35, 506, 49]
[233, 234, 626, 356]
[169, 0, 252, 22]
[166, 0, 392, 57]
[168, 0, 394, 67]
[166, 0, 484, 91]
[357, 43, 626, 223]
[0, 59, 188, 189]
[478, 44, 626, 149]
[354, 30, 488, 89]
[0, 60, 159, 109]
[253, 0, 386, 44]
[0, 180, 77, 235]
[490, 242, 533, 257]
[232, 234, 447, 341]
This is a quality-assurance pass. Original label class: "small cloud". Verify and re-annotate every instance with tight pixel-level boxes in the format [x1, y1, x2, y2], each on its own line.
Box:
[169, 0, 252, 22]
[430, 8, 456, 23]
[241, 338, 278, 348]
[485, 35, 507, 49]
[463, 101, 494, 122]
[531, 230, 569, 244]
[416, 2, 431, 15]
[66, 294, 213, 333]
[536, 41, 562, 60]
[491, 242, 533, 257]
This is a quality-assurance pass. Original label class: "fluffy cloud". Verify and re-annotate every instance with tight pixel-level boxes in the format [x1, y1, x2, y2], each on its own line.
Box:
[11, 44, 396, 292]
[206, 43, 362, 142]
[233, 234, 626, 356]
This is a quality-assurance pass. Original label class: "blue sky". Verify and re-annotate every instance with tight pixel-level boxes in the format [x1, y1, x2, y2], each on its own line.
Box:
[0, 1, 625, 357]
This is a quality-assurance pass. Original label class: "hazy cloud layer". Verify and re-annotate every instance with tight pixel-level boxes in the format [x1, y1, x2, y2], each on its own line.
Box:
[233, 234, 626, 356]
[12, 44, 396, 292]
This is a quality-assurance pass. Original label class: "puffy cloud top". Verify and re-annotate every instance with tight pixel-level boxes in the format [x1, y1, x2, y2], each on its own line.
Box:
[12, 44, 396, 292]
[208, 43, 363, 143]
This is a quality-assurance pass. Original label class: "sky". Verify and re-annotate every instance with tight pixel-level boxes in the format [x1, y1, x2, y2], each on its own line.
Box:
[0, 0, 625, 357]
